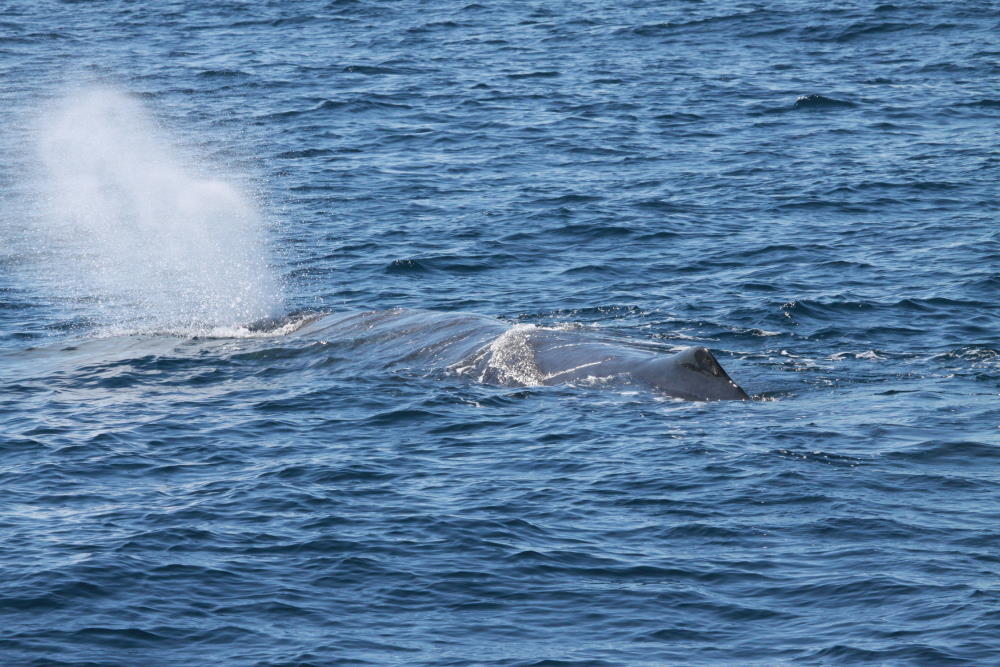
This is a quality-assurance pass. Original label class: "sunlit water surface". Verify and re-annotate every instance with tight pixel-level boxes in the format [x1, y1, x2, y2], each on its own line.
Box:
[0, 1, 998, 664]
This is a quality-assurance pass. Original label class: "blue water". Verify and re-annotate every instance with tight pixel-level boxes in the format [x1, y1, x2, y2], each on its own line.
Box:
[2, 1, 999, 664]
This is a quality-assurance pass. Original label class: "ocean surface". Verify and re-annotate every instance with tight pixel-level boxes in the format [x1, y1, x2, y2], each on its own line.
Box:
[1, 1, 998, 664]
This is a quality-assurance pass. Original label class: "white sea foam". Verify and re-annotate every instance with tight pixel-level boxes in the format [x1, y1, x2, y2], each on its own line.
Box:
[477, 323, 544, 385]
[32, 86, 282, 336]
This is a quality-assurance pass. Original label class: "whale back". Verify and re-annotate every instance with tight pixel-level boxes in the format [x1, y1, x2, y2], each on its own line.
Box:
[526, 333, 748, 400]
[293, 309, 750, 401]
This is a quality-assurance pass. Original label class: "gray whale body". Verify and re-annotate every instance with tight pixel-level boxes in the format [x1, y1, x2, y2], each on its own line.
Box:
[293, 309, 749, 401]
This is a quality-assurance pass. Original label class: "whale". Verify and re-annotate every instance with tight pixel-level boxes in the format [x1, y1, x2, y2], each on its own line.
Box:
[291, 308, 749, 401]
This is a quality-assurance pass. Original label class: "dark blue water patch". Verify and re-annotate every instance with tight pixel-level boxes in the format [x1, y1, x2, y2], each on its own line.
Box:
[793, 94, 857, 109]
[953, 98, 1000, 110]
[342, 63, 429, 76]
[196, 69, 251, 79]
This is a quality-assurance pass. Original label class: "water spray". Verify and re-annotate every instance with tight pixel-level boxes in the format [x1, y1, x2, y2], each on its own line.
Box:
[35, 86, 282, 336]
